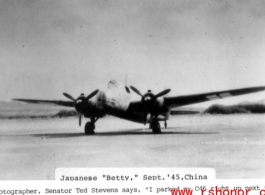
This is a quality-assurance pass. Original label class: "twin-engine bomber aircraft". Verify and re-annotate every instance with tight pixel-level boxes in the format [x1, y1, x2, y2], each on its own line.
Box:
[13, 80, 265, 135]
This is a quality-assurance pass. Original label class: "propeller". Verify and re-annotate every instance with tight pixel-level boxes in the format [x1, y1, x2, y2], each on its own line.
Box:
[130, 86, 171, 124]
[79, 113, 82, 126]
[130, 86, 171, 105]
[154, 89, 171, 98]
[63, 89, 99, 126]
[62, 93, 75, 101]
[129, 86, 144, 97]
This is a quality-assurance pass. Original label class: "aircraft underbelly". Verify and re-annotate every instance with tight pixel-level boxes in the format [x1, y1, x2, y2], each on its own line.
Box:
[105, 102, 170, 124]
[106, 107, 145, 123]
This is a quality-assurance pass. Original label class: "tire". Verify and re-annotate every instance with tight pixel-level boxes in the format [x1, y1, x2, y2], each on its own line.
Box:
[85, 122, 95, 135]
[152, 121, 161, 134]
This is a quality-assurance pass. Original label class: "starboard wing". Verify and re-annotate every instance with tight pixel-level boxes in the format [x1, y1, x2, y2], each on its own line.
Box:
[164, 86, 265, 108]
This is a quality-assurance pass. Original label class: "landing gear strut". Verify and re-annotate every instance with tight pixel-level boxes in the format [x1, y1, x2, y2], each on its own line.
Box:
[151, 119, 161, 134]
[84, 117, 98, 135]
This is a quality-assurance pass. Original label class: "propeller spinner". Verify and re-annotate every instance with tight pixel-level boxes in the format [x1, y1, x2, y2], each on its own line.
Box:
[63, 89, 99, 126]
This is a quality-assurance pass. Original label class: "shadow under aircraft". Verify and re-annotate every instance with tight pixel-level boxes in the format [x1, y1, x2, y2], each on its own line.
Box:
[24, 129, 220, 139]
[13, 80, 265, 135]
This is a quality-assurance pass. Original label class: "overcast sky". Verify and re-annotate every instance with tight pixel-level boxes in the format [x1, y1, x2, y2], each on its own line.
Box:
[1, 0, 265, 105]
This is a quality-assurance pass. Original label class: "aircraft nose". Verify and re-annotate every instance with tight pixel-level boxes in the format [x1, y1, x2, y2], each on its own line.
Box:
[96, 90, 116, 109]
[96, 91, 106, 109]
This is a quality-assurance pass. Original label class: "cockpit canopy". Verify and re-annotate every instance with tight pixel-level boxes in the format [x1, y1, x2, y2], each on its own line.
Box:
[108, 80, 130, 93]
[108, 80, 119, 89]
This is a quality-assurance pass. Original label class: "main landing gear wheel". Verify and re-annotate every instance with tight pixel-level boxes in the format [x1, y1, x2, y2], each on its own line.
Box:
[85, 122, 95, 135]
[151, 120, 161, 134]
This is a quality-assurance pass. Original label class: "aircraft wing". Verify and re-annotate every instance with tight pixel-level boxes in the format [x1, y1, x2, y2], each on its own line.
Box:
[164, 86, 265, 108]
[12, 99, 74, 107]
[127, 101, 146, 112]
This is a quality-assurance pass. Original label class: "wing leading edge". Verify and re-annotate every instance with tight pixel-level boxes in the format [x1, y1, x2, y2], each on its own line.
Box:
[13, 86, 265, 110]
[164, 86, 265, 108]
[13, 99, 74, 107]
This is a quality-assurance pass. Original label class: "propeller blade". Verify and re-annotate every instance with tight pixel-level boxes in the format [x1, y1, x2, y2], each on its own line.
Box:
[63, 93, 75, 101]
[79, 113, 82, 126]
[154, 89, 171, 98]
[144, 109, 148, 125]
[85, 89, 99, 100]
[130, 86, 143, 97]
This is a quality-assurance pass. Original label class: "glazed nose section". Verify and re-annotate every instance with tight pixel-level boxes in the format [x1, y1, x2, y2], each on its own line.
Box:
[105, 91, 116, 108]
[96, 91, 116, 109]
[96, 91, 106, 109]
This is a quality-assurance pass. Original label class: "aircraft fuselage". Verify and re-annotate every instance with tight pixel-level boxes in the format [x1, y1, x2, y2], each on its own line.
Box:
[83, 81, 169, 124]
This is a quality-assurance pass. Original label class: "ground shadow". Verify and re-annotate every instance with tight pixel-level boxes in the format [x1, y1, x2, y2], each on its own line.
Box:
[0, 132, 86, 139]
[23, 128, 219, 139]
[96, 129, 219, 136]
[1, 128, 219, 139]
[30, 132, 85, 139]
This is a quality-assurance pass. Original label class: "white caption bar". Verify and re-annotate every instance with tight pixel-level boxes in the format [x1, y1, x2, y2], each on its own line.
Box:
[0, 168, 265, 195]
[55, 168, 216, 182]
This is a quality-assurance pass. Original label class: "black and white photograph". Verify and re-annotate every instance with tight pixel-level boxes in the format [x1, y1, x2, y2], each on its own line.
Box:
[0, 0, 265, 180]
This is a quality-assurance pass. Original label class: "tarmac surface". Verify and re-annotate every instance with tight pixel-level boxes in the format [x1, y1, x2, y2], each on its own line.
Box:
[0, 114, 265, 180]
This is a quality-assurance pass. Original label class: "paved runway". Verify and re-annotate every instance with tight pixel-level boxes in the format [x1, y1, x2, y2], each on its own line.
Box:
[0, 114, 265, 180]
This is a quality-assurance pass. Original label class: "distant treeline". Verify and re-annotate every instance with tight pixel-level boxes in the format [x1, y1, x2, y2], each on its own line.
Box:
[0, 110, 78, 119]
[56, 110, 78, 117]
[204, 104, 265, 114]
